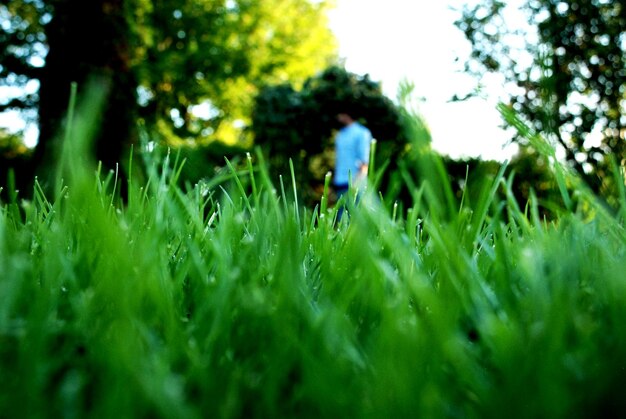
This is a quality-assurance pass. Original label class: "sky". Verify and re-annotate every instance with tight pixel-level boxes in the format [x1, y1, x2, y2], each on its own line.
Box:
[327, 0, 521, 161]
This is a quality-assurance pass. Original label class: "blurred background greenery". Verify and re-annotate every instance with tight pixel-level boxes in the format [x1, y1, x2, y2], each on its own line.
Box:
[0, 0, 624, 213]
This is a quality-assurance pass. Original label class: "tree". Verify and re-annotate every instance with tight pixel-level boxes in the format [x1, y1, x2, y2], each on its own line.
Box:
[0, 0, 336, 189]
[456, 0, 626, 197]
[36, 0, 137, 178]
[0, 129, 31, 201]
[1, 0, 51, 193]
[133, 0, 336, 147]
[0, 0, 48, 140]
[442, 151, 564, 220]
[252, 66, 406, 202]
[0, 0, 141, 187]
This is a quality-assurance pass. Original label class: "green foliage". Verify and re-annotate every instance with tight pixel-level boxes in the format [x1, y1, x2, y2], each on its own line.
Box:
[0, 0, 48, 114]
[0, 0, 337, 184]
[0, 129, 30, 158]
[2, 82, 626, 418]
[21, 0, 140, 180]
[0, 129, 32, 202]
[134, 0, 337, 147]
[441, 152, 562, 220]
[455, 0, 626, 197]
[0, 0, 47, 180]
[252, 66, 406, 202]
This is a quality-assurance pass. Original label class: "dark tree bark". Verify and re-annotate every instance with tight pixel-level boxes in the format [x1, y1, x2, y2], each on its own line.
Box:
[35, 0, 137, 186]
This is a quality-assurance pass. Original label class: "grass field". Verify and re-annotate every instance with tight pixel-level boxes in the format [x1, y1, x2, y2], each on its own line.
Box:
[1, 91, 626, 418]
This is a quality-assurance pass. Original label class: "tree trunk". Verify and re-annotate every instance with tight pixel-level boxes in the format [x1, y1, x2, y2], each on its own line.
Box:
[35, 0, 137, 188]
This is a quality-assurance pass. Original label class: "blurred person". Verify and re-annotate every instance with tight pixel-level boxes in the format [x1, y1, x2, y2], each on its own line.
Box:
[333, 111, 372, 220]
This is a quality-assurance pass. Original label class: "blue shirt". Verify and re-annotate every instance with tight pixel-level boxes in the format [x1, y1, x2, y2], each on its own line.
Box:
[334, 122, 372, 186]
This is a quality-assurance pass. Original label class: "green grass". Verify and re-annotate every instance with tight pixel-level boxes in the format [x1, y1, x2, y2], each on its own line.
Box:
[1, 90, 626, 418]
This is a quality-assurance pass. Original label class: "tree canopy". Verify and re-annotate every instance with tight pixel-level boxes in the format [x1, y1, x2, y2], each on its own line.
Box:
[133, 0, 337, 147]
[0, 0, 337, 187]
[0, 0, 48, 124]
[456, 0, 625, 196]
[252, 66, 407, 201]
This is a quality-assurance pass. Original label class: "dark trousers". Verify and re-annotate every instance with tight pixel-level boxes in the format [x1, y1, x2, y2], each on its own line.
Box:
[334, 184, 350, 222]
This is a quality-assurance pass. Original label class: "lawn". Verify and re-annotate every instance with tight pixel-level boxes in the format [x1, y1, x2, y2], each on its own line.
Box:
[1, 94, 626, 418]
